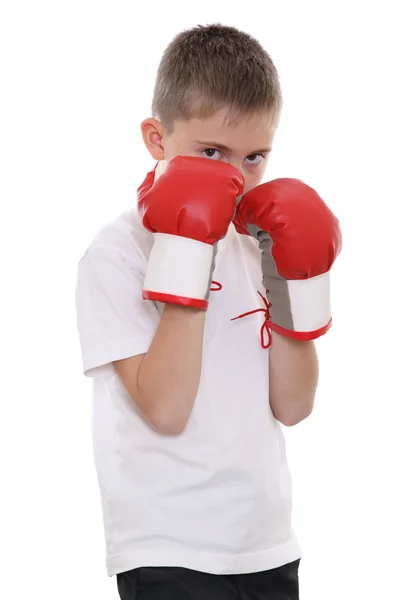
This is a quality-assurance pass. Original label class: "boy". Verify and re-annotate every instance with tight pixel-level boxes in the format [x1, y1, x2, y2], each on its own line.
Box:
[76, 24, 341, 599]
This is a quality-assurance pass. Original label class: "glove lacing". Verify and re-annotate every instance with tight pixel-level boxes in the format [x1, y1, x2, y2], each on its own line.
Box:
[231, 291, 272, 349]
[211, 284, 272, 349]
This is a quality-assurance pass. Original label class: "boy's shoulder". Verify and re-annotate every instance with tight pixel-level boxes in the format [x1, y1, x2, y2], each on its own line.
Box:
[79, 207, 153, 266]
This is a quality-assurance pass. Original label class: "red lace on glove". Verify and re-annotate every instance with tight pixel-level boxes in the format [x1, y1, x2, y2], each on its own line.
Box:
[231, 291, 272, 349]
[211, 284, 272, 349]
[210, 281, 222, 291]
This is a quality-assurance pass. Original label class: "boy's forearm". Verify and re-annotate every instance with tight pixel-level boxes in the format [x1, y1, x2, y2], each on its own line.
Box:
[269, 333, 319, 427]
[137, 304, 205, 435]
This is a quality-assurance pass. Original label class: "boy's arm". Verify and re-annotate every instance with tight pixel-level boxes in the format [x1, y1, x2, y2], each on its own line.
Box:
[114, 304, 205, 435]
[76, 248, 205, 436]
[232, 178, 340, 427]
[269, 334, 319, 427]
[117, 157, 242, 435]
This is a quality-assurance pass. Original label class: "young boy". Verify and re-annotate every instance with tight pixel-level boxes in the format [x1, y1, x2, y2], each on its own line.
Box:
[76, 24, 341, 599]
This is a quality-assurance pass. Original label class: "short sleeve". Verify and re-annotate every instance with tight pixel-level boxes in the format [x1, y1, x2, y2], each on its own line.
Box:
[75, 247, 160, 377]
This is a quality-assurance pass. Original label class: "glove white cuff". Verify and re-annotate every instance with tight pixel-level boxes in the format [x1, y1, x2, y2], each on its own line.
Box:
[269, 271, 332, 340]
[143, 233, 214, 310]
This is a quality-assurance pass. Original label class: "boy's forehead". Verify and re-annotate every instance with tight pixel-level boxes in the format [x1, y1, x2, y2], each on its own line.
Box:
[176, 109, 276, 152]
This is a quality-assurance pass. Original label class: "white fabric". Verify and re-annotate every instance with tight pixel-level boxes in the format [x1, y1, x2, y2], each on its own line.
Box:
[75, 208, 301, 577]
[154, 159, 168, 180]
[143, 233, 214, 301]
[288, 271, 331, 331]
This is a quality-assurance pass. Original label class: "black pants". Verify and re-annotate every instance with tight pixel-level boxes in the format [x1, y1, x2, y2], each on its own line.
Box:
[117, 559, 300, 599]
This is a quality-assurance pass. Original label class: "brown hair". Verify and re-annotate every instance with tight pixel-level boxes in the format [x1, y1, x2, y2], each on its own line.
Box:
[152, 24, 282, 133]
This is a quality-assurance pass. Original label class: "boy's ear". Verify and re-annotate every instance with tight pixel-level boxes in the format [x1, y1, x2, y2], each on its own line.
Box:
[141, 118, 165, 160]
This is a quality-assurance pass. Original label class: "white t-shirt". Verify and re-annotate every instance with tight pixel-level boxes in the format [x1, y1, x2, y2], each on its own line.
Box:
[75, 207, 302, 577]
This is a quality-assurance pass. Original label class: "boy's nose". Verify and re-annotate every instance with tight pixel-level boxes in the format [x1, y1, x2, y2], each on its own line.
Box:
[227, 159, 244, 176]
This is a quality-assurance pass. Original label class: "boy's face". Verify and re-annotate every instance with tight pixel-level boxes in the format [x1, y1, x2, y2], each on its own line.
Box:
[142, 108, 277, 194]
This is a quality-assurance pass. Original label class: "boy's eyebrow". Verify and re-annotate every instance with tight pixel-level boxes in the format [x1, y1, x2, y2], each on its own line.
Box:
[194, 141, 272, 154]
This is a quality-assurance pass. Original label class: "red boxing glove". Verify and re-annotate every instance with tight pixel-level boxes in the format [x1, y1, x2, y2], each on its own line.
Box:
[234, 178, 342, 341]
[138, 156, 244, 309]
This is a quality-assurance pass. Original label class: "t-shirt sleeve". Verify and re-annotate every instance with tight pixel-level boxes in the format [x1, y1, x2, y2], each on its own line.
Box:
[75, 247, 160, 377]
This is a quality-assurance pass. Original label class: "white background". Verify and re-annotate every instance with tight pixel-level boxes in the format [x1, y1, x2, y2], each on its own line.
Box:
[1, 1, 399, 598]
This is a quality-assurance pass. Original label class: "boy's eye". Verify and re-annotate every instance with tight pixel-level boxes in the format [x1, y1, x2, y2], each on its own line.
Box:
[245, 153, 265, 165]
[202, 149, 222, 160]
